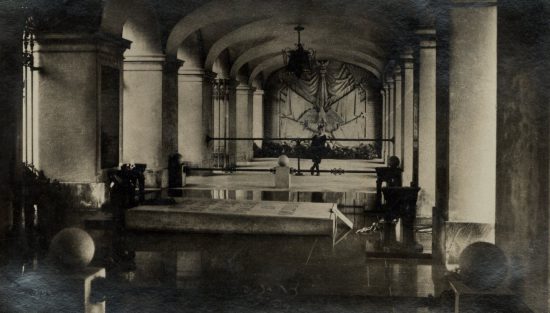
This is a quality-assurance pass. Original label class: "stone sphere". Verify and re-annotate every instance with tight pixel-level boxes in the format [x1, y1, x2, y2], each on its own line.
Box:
[49, 228, 95, 270]
[388, 156, 400, 168]
[458, 242, 508, 290]
[278, 155, 290, 167]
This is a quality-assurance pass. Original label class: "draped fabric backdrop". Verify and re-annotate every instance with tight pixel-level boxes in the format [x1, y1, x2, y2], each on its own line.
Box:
[265, 60, 378, 147]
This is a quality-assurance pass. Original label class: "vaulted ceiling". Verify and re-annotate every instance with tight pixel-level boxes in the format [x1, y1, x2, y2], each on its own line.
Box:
[51, 0, 437, 85]
[166, 0, 432, 83]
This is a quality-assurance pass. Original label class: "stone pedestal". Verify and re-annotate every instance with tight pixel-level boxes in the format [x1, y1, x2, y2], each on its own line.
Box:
[33, 33, 129, 182]
[445, 0, 497, 267]
[449, 274, 515, 313]
[416, 29, 437, 218]
[17, 267, 106, 313]
[178, 69, 215, 166]
[275, 166, 291, 189]
[401, 49, 415, 186]
[122, 55, 165, 170]
[126, 198, 338, 235]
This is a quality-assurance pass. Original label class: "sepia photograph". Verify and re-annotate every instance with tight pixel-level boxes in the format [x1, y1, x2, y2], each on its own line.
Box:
[0, 0, 549, 312]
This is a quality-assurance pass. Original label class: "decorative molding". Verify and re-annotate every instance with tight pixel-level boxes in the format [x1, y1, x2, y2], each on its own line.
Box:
[451, 0, 497, 7]
[34, 31, 131, 69]
[393, 65, 402, 81]
[123, 55, 166, 71]
[177, 68, 218, 83]
[164, 57, 184, 73]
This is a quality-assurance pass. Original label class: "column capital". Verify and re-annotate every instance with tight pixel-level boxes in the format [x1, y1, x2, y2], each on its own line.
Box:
[232, 80, 251, 93]
[35, 31, 131, 68]
[416, 28, 436, 38]
[124, 54, 166, 62]
[178, 68, 218, 83]
[123, 54, 166, 71]
[393, 65, 402, 81]
[253, 89, 265, 96]
[400, 47, 414, 61]
[203, 70, 218, 84]
[164, 57, 184, 72]
[416, 29, 437, 49]
[35, 31, 131, 53]
[400, 48, 414, 69]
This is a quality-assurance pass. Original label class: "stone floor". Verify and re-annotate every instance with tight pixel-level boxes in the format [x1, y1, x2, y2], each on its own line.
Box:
[2, 214, 529, 312]
[0, 158, 533, 312]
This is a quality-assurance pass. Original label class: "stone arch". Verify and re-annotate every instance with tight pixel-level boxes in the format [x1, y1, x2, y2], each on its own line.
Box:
[212, 49, 231, 80]
[177, 31, 206, 71]
[230, 40, 384, 81]
[101, 0, 162, 55]
[204, 16, 386, 72]
[249, 50, 382, 86]
[165, 0, 412, 57]
[122, 4, 162, 56]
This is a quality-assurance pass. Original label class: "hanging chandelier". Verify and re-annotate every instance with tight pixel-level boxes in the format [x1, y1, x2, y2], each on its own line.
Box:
[282, 25, 316, 79]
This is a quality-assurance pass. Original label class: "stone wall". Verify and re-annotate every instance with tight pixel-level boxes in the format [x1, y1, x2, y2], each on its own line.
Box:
[0, 6, 24, 238]
[496, 1, 550, 312]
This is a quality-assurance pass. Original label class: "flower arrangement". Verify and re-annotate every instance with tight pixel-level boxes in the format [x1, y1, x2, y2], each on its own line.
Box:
[253, 142, 379, 159]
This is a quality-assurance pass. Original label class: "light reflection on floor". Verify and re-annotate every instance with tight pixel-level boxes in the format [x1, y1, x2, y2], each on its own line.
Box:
[93, 183, 441, 312]
[0, 193, 442, 312]
[101, 228, 445, 312]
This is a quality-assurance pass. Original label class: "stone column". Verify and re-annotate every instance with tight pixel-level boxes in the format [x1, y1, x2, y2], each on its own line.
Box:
[122, 55, 165, 170]
[393, 66, 403, 162]
[228, 82, 253, 163]
[161, 58, 183, 168]
[32, 33, 129, 207]
[401, 48, 415, 186]
[364, 89, 378, 140]
[416, 29, 437, 218]
[178, 68, 216, 166]
[212, 79, 230, 157]
[252, 89, 264, 148]
[265, 91, 280, 139]
[446, 0, 497, 267]
[387, 79, 395, 158]
[248, 88, 255, 154]
[381, 89, 387, 160]
[34, 34, 126, 181]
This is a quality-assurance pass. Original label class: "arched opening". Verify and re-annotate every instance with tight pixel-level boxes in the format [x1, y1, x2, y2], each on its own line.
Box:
[119, 0, 164, 172]
[2, 2, 548, 312]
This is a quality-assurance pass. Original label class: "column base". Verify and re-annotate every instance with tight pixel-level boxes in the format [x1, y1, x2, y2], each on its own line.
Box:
[144, 169, 169, 189]
[61, 182, 107, 209]
[438, 220, 495, 270]
[10, 266, 106, 313]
